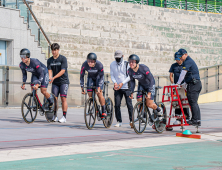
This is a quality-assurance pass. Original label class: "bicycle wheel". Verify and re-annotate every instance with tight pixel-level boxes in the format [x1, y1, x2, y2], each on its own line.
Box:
[132, 101, 148, 134]
[21, 93, 38, 124]
[103, 97, 114, 128]
[84, 97, 97, 129]
[154, 102, 167, 133]
[44, 94, 58, 122]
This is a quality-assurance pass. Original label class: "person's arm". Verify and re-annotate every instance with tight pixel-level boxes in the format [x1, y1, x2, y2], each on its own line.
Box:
[97, 64, 104, 89]
[122, 63, 130, 84]
[110, 63, 117, 84]
[20, 64, 27, 86]
[80, 64, 86, 88]
[35, 64, 44, 84]
[170, 72, 174, 84]
[143, 66, 155, 93]
[176, 70, 187, 85]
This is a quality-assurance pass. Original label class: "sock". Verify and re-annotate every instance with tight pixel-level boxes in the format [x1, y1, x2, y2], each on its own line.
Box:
[101, 105, 106, 113]
[63, 111, 67, 118]
[156, 107, 161, 112]
[47, 97, 53, 104]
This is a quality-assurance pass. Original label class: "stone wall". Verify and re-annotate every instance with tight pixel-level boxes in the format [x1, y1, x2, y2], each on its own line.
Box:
[32, 0, 222, 75]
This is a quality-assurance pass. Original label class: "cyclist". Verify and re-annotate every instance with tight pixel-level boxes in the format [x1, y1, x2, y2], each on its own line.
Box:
[80, 53, 107, 120]
[47, 43, 69, 123]
[128, 54, 162, 116]
[19, 48, 53, 110]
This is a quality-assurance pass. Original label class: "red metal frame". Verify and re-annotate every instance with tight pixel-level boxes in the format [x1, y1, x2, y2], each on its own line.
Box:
[162, 85, 191, 128]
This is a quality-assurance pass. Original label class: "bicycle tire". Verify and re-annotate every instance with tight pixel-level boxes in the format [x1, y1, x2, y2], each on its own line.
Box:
[45, 93, 58, 122]
[132, 101, 148, 134]
[84, 97, 97, 129]
[21, 93, 38, 124]
[103, 97, 114, 128]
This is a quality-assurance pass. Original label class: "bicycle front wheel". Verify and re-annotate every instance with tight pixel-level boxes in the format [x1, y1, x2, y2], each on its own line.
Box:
[132, 101, 148, 134]
[21, 93, 38, 124]
[103, 97, 114, 128]
[84, 97, 97, 129]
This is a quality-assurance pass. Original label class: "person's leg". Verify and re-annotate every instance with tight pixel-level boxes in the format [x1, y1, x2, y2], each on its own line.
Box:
[59, 84, 69, 121]
[40, 72, 53, 107]
[96, 88, 106, 119]
[187, 81, 202, 124]
[114, 89, 124, 124]
[123, 89, 133, 122]
[51, 84, 59, 121]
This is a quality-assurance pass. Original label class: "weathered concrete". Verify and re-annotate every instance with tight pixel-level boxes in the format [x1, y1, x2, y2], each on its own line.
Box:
[31, 0, 222, 74]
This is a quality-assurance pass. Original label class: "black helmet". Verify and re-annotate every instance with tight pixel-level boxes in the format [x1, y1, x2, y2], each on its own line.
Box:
[87, 53, 97, 61]
[128, 54, 140, 64]
[20, 48, 30, 58]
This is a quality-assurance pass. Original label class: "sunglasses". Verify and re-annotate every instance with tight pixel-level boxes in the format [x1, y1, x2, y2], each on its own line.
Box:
[128, 60, 136, 64]
[87, 59, 96, 63]
[20, 55, 27, 59]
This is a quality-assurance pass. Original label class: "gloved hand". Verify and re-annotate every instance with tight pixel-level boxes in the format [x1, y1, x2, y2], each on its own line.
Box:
[181, 82, 187, 89]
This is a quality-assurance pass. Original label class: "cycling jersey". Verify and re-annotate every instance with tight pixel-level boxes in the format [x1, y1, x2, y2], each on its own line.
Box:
[80, 60, 104, 89]
[19, 58, 48, 86]
[128, 64, 155, 94]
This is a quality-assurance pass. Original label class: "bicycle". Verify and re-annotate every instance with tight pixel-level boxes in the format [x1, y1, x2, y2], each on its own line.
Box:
[83, 81, 114, 129]
[131, 86, 167, 134]
[21, 82, 57, 123]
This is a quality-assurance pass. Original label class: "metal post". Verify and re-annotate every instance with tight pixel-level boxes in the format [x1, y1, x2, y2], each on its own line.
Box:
[125, 0, 127, 2]
[153, 0, 155, 6]
[16, 0, 18, 9]
[6, 66, 9, 106]
[185, 0, 187, 10]
[27, 9, 29, 28]
[164, 0, 167, 8]
[158, 76, 160, 102]
[48, 46, 51, 59]
[206, 68, 208, 93]
[106, 74, 108, 98]
[147, 0, 149, 5]
[218, 66, 220, 90]
[205, 0, 208, 12]
[38, 28, 40, 46]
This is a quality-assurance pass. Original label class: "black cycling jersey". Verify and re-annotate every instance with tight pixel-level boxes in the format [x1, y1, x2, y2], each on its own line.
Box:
[128, 64, 155, 93]
[19, 58, 47, 84]
[47, 55, 69, 85]
[80, 60, 104, 88]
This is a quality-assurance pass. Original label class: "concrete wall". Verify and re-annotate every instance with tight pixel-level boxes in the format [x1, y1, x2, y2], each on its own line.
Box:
[31, 0, 222, 75]
[0, 6, 46, 65]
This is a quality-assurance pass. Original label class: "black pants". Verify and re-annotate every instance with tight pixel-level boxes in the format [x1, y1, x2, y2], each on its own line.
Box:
[175, 108, 190, 119]
[187, 80, 202, 121]
[114, 89, 133, 123]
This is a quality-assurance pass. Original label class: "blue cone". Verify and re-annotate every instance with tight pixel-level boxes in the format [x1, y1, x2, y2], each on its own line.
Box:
[182, 130, 192, 135]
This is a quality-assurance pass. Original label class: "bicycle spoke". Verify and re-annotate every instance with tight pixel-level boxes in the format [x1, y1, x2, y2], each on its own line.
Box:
[30, 110, 34, 121]
[134, 118, 139, 123]
[24, 102, 30, 110]
[139, 119, 141, 131]
[24, 110, 30, 117]
[89, 114, 92, 126]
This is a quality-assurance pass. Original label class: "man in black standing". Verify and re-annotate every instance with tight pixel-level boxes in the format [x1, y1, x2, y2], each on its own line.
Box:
[176, 49, 202, 126]
[169, 52, 190, 125]
[47, 43, 69, 123]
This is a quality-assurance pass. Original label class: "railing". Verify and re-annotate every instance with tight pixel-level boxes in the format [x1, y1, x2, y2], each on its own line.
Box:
[110, 0, 222, 14]
[0, 64, 221, 107]
[0, 0, 51, 58]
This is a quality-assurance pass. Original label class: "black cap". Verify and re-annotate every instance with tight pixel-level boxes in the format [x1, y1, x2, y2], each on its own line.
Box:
[128, 54, 140, 64]
[87, 53, 97, 61]
[176, 49, 187, 58]
[20, 48, 30, 58]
